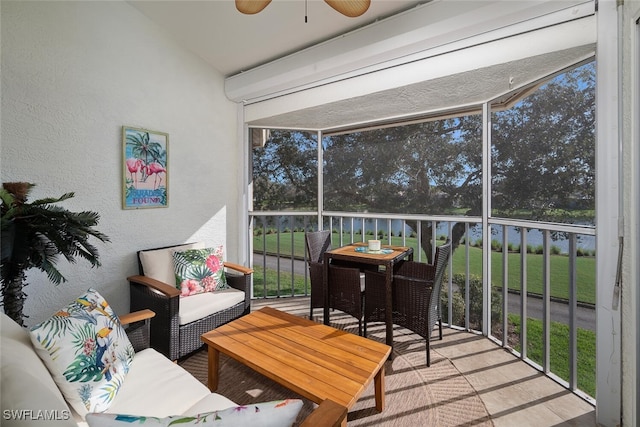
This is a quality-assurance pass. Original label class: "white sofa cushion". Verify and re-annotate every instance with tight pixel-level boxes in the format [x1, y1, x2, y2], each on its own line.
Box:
[107, 348, 210, 417]
[1, 313, 76, 427]
[178, 289, 245, 326]
[138, 242, 205, 285]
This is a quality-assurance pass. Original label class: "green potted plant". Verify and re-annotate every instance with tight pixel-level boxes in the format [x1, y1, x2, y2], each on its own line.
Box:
[1, 182, 110, 326]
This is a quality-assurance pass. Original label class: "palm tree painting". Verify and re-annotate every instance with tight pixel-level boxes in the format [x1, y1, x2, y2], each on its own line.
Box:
[122, 126, 168, 209]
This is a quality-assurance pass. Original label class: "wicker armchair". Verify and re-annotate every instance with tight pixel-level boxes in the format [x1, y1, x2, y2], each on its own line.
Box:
[120, 309, 156, 353]
[127, 243, 252, 361]
[365, 239, 452, 366]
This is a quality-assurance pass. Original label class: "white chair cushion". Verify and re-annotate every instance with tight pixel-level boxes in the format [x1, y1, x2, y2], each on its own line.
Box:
[108, 348, 210, 417]
[138, 242, 205, 285]
[178, 289, 245, 326]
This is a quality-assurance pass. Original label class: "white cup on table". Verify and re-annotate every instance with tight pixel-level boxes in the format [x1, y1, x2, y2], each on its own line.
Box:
[368, 239, 381, 251]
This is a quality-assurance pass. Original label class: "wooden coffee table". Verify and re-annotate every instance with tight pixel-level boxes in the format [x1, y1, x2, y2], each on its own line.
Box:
[201, 306, 391, 425]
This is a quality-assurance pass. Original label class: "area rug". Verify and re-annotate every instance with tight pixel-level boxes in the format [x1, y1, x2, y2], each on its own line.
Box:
[179, 308, 493, 426]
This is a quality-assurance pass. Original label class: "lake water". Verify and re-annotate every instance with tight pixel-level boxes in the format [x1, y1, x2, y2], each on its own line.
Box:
[337, 219, 596, 254]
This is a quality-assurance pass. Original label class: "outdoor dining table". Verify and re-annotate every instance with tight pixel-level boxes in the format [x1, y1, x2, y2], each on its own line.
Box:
[323, 242, 414, 353]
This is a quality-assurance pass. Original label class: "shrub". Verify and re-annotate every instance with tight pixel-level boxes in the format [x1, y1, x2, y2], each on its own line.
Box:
[442, 273, 502, 331]
[441, 287, 466, 326]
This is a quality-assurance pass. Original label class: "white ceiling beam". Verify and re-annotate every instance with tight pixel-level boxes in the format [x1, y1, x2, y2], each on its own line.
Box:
[243, 15, 596, 127]
[225, 0, 594, 104]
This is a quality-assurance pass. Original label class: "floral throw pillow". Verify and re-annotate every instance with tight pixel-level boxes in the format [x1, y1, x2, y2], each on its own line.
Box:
[173, 246, 228, 297]
[85, 399, 303, 427]
[29, 288, 135, 418]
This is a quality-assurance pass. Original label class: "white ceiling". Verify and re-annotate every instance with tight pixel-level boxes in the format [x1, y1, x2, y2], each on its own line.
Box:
[128, 0, 426, 77]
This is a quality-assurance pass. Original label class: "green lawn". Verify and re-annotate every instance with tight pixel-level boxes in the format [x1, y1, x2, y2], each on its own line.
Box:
[509, 314, 596, 397]
[253, 231, 596, 304]
[252, 265, 308, 298]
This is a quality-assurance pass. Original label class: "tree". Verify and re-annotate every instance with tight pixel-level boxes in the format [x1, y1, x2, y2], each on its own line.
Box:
[491, 64, 595, 220]
[252, 62, 595, 260]
[252, 130, 318, 211]
[1, 182, 110, 325]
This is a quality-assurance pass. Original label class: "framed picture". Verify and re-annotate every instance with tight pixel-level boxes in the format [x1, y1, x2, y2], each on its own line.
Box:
[122, 126, 169, 209]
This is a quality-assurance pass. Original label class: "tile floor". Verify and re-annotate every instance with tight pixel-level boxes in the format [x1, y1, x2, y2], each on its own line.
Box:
[253, 297, 596, 426]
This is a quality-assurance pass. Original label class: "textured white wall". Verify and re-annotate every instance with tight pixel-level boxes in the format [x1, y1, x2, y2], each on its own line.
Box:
[1, 1, 238, 325]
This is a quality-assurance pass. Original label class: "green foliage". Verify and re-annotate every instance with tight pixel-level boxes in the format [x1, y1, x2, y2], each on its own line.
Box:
[442, 273, 502, 330]
[1, 182, 109, 325]
[254, 64, 594, 227]
[252, 130, 319, 210]
[252, 63, 596, 264]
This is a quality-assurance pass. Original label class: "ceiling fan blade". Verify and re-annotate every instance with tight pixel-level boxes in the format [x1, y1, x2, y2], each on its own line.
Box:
[235, 0, 272, 15]
[324, 0, 371, 17]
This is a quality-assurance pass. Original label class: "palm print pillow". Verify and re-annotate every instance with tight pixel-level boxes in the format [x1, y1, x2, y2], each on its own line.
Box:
[173, 246, 228, 297]
[29, 288, 135, 418]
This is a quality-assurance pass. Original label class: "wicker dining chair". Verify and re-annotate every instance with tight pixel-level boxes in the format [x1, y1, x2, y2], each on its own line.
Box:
[327, 263, 366, 336]
[394, 239, 452, 366]
[365, 239, 452, 366]
[305, 230, 366, 331]
[305, 230, 332, 320]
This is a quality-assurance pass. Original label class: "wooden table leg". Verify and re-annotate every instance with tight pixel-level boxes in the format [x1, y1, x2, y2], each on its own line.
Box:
[374, 364, 386, 412]
[207, 346, 220, 391]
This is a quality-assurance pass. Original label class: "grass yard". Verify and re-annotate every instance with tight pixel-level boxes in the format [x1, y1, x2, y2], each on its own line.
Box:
[253, 231, 596, 304]
[509, 314, 596, 397]
[252, 265, 308, 298]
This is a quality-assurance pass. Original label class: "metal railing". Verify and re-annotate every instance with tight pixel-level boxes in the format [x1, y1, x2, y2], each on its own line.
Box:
[248, 210, 596, 402]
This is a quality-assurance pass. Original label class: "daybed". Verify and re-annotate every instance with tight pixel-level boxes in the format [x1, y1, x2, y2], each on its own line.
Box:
[1, 307, 346, 427]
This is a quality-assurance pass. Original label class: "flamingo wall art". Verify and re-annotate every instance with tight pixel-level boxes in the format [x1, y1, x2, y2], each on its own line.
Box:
[122, 126, 169, 209]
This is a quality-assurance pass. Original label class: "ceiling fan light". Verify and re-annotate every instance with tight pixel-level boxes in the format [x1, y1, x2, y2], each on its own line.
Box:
[236, 0, 272, 15]
[324, 0, 371, 18]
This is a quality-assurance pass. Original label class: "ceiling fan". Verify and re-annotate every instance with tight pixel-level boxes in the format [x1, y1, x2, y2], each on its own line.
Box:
[235, 0, 371, 18]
